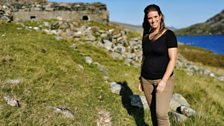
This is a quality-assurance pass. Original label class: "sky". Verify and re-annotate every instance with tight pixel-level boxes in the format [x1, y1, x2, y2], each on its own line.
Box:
[49, 0, 224, 29]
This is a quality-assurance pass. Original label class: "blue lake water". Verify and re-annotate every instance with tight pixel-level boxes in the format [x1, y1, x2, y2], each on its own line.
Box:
[177, 35, 224, 55]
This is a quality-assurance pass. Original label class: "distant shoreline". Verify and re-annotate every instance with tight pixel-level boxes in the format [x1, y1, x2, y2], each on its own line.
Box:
[177, 35, 224, 55]
[178, 41, 224, 56]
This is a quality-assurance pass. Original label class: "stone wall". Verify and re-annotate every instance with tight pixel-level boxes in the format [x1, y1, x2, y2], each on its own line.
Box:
[13, 10, 108, 22]
[0, 0, 48, 5]
[0, 2, 109, 23]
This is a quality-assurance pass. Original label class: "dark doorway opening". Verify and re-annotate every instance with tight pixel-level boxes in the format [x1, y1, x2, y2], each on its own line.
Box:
[30, 16, 36, 20]
[82, 15, 89, 21]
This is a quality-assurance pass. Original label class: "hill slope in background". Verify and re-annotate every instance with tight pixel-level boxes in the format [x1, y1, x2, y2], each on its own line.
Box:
[175, 9, 224, 35]
[0, 21, 223, 125]
[110, 21, 143, 34]
[112, 21, 177, 35]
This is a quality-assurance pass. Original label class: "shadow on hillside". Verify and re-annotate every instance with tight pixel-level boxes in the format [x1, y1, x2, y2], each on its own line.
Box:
[117, 81, 148, 126]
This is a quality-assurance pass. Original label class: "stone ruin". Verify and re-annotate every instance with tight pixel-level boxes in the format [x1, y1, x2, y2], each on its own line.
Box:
[0, 1, 109, 23]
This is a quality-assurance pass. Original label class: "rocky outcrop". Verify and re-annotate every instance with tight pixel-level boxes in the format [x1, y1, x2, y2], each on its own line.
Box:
[206, 10, 224, 24]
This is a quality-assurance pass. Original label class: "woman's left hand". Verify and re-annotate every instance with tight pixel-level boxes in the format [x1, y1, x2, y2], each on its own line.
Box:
[157, 80, 166, 93]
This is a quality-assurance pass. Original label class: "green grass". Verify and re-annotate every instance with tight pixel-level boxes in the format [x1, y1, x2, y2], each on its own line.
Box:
[179, 44, 224, 69]
[172, 69, 224, 125]
[0, 21, 150, 125]
[0, 21, 223, 126]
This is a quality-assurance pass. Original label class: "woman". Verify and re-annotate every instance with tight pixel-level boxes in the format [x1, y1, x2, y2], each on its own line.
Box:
[139, 4, 178, 126]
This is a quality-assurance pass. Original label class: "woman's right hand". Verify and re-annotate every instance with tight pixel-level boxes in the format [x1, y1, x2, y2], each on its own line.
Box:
[138, 83, 144, 92]
[138, 76, 144, 92]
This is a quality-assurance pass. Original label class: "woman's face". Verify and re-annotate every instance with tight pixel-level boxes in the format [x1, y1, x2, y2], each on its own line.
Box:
[147, 11, 161, 29]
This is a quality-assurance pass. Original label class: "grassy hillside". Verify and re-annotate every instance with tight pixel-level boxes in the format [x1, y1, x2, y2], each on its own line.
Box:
[0, 21, 149, 125]
[174, 23, 224, 35]
[110, 21, 143, 35]
[175, 10, 224, 35]
[178, 44, 224, 69]
[0, 21, 223, 126]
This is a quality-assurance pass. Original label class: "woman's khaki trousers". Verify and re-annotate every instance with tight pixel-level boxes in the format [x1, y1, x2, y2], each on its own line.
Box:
[140, 77, 174, 126]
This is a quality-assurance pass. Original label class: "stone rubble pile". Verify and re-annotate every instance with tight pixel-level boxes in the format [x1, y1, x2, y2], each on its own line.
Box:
[42, 20, 142, 67]
[0, 4, 13, 22]
[177, 54, 224, 81]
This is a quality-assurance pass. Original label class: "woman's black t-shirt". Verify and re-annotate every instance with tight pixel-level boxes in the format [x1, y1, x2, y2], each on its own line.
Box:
[141, 29, 177, 80]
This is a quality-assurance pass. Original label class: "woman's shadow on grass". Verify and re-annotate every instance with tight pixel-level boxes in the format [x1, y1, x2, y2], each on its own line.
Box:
[117, 81, 148, 126]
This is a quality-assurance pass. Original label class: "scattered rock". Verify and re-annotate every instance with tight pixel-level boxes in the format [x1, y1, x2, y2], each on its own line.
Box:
[33, 27, 40, 31]
[177, 105, 196, 117]
[84, 56, 93, 65]
[78, 64, 84, 70]
[97, 108, 112, 126]
[53, 106, 74, 118]
[110, 82, 121, 94]
[176, 54, 224, 81]
[55, 36, 63, 41]
[3, 96, 20, 107]
[169, 111, 188, 122]
[41, 48, 47, 53]
[70, 43, 77, 49]
[128, 93, 196, 122]
[94, 62, 108, 77]
[169, 93, 190, 111]
[217, 76, 224, 81]
[6, 79, 22, 85]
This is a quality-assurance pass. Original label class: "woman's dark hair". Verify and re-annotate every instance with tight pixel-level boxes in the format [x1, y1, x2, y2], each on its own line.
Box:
[142, 4, 166, 37]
